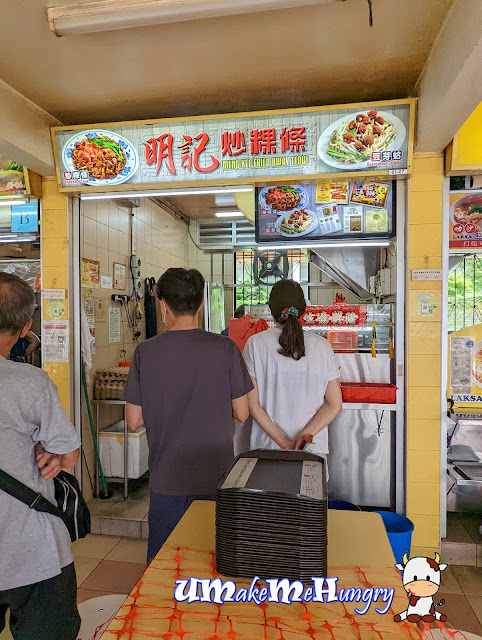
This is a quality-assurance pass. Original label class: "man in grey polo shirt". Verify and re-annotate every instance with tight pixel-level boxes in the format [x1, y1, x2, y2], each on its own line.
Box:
[0, 273, 81, 640]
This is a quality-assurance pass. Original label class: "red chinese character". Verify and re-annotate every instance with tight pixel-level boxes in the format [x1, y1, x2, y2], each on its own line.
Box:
[250, 128, 277, 155]
[193, 133, 219, 173]
[144, 134, 176, 175]
[280, 126, 306, 153]
[221, 131, 247, 157]
[177, 133, 219, 173]
[179, 135, 193, 171]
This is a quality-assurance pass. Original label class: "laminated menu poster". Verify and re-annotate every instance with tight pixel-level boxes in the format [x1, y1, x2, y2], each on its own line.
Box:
[256, 180, 394, 243]
[365, 208, 389, 233]
[448, 323, 482, 405]
[449, 191, 482, 250]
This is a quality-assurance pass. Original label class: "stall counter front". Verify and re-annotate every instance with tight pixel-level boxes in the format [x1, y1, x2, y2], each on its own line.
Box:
[100, 502, 424, 640]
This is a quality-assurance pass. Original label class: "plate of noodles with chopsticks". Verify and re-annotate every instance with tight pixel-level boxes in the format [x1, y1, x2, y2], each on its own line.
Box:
[318, 110, 406, 170]
[62, 129, 139, 186]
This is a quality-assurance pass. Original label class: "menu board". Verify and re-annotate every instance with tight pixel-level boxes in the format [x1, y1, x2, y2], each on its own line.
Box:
[449, 191, 482, 250]
[448, 323, 482, 405]
[256, 180, 395, 243]
[51, 101, 413, 191]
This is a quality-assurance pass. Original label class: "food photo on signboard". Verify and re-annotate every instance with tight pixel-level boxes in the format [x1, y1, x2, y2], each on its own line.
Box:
[449, 190, 482, 250]
[255, 180, 395, 243]
[52, 101, 413, 190]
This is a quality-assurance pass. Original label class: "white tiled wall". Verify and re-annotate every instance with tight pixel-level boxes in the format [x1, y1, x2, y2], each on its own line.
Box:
[80, 198, 190, 499]
[188, 236, 235, 322]
[82, 198, 189, 366]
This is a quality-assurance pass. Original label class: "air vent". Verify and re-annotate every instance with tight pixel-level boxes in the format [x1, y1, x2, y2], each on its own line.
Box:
[196, 219, 255, 249]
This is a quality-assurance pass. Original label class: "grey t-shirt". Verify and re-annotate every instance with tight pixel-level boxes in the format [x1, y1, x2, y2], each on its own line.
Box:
[0, 357, 80, 591]
[123, 329, 253, 495]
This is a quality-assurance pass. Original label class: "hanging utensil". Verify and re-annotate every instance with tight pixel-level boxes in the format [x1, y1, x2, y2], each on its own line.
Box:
[388, 306, 394, 359]
[371, 308, 378, 358]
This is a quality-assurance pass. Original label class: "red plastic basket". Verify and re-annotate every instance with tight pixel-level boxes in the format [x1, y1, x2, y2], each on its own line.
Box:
[341, 383, 398, 404]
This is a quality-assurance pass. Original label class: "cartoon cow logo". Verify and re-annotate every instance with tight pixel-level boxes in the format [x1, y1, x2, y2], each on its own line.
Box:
[394, 553, 448, 623]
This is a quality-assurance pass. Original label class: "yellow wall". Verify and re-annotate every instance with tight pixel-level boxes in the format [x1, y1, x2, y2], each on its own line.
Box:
[407, 153, 443, 556]
[41, 177, 70, 415]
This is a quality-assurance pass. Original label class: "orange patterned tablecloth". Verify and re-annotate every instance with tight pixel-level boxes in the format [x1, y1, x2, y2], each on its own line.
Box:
[100, 503, 441, 640]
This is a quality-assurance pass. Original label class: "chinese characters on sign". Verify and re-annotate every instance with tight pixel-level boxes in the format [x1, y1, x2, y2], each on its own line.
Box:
[54, 101, 413, 189]
[144, 127, 307, 176]
[301, 305, 368, 328]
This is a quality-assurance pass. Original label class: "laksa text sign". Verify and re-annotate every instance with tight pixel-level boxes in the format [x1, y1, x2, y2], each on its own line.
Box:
[52, 100, 414, 191]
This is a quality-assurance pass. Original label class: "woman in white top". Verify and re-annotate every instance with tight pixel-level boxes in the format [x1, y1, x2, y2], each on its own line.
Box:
[243, 280, 342, 453]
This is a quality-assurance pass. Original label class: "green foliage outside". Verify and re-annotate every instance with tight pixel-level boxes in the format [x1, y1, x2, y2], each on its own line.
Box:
[448, 255, 482, 332]
[235, 265, 270, 307]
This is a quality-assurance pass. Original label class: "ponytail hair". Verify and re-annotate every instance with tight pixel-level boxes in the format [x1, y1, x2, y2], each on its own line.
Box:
[269, 280, 306, 360]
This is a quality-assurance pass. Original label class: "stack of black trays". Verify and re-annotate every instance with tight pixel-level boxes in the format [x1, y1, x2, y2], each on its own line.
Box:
[216, 449, 327, 582]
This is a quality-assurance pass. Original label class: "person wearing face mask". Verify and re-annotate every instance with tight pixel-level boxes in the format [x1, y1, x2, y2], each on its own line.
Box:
[123, 268, 253, 562]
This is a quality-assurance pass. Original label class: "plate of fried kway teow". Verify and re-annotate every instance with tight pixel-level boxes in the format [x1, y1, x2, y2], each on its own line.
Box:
[62, 129, 138, 187]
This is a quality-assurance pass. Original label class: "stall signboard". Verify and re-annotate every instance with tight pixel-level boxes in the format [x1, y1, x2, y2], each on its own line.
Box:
[51, 100, 414, 192]
[449, 190, 482, 250]
[256, 179, 395, 243]
[448, 324, 482, 406]
[301, 305, 368, 329]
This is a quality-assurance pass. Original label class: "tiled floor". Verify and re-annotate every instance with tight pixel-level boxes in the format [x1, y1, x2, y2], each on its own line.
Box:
[87, 476, 150, 538]
[442, 512, 482, 567]
[73, 534, 148, 605]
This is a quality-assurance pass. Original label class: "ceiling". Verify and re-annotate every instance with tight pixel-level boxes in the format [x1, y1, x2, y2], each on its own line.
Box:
[0, 0, 453, 126]
[158, 191, 250, 220]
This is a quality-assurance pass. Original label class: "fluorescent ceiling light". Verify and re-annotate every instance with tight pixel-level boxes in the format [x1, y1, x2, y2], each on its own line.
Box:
[258, 241, 391, 250]
[0, 199, 28, 206]
[0, 235, 38, 244]
[80, 187, 253, 201]
[214, 211, 243, 218]
[214, 195, 237, 206]
[48, 0, 341, 36]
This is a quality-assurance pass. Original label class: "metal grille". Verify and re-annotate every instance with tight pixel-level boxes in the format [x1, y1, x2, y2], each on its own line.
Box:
[197, 219, 255, 248]
[235, 250, 309, 308]
[448, 254, 482, 332]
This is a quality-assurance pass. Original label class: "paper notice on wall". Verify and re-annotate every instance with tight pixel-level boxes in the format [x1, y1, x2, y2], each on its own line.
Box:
[42, 321, 69, 363]
[87, 316, 96, 354]
[108, 307, 121, 343]
[101, 275, 113, 289]
[343, 205, 364, 233]
[450, 336, 473, 394]
[41, 289, 65, 300]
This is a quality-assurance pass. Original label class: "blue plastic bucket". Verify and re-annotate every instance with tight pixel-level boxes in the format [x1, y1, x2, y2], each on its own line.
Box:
[375, 511, 414, 564]
[328, 500, 361, 511]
